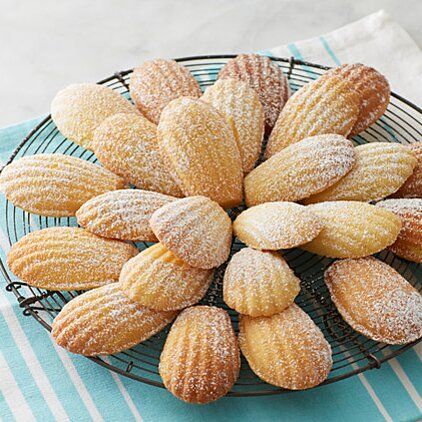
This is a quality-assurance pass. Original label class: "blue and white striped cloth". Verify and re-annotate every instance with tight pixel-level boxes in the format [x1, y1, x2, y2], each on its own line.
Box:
[1, 10, 421, 422]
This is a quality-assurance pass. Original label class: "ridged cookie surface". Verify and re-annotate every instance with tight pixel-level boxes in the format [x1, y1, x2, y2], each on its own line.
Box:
[157, 98, 243, 208]
[202, 79, 264, 173]
[52, 284, 176, 355]
[376, 199, 422, 263]
[7, 227, 138, 290]
[76, 189, 176, 241]
[130, 59, 202, 124]
[159, 306, 240, 403]
[304, 142, 416, 203]
[92, 113, 182, 196]
[150, 196, 232, 269]
[239, 305, 332, 389]
[265, 74, 360, 157]
[51, 83, 137, 150]
[325, 257, 422, 344]
[245, 134, 356, 206]
[302, 201, 401, 258]
[0, 154, 126, 217]
[120, 243, 214, 311]
[223, 248, 300, 317]
[218, 54, 289, 134]
[233, 202, 322, 250]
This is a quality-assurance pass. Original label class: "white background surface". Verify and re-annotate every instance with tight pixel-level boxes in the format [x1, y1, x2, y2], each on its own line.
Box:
[1, 0, 421, 127]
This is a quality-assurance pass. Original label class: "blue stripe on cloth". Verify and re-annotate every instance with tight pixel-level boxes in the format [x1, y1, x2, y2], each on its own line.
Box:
[319, 36, 341, 65]
[397, 350, 422, 396]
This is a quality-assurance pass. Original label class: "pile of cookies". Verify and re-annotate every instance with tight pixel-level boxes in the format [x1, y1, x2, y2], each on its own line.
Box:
[1, 54, 421, 404]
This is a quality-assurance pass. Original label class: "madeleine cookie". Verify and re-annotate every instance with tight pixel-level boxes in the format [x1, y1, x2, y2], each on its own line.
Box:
[392, 143, 422, 198]
[245, 134, 356, 206]
[157, 98, 243, 208]
[202, 79, 264, 173]
[302, 201, 401, 258]
[233, 202, 322, 250]
[51, 83, 137, 149]
[265, 74, 360, 157]
[120, 243, 213, 311]
[52, 284, 177, 356]
[325, 257, 422, 344]
[0, 154, 126, 217]
[76, 189, 176, 241]
[130, 59, 202, 124]
[218, 54, 289, 134]
[92, 113, 183, 197]
[150, 196, 232, 269]
[376, 199, 422, 263]
[159, 306, 240, 403]
[223, 248, 300, 317]
[7, 227, 137, 290]
[304, 142, 417, 203]
[325, 64, 390, 136]
[239, 305, 332, 389]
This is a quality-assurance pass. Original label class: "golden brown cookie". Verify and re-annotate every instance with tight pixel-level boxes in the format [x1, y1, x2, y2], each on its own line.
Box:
[159, 306, 240, 403]
[324, 64, 390, 136]
[92, 113, 183, 197]
[325, 257, 422, 344]
[157, 98, 243, 208]
[233, 202, 323, 250]
[129, 58, 202, 124]
[0, 154, 126, 217]
[223, 248, 300, 317]
[51, 284, 177, 355]
[304, 142, 417, 203]
[7, 227, 137, 290]
[391, 143, 422, 198]
[245, 134, 356, 206]
[218, 54, 289, 134]
[202, 78, 264, 173]
[150, 196, 232, 269]
[51, 83, 137, 150]
[120, 243, 214, 311]
[376, 198, 422, 263]
[302, 201, 401, 258]
[265, 74, 360, 157]
[76, 189, 176, 241]
[239, 305, 332, 389]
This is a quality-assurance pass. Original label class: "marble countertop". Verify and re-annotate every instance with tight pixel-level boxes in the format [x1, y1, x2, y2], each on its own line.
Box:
[1, 0, 421, 127]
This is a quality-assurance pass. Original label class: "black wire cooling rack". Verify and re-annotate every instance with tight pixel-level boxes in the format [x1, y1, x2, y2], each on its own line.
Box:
[0, 55, 421, 396]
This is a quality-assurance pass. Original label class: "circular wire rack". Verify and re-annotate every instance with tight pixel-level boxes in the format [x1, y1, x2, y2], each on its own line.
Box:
[0, 55, 421, 397]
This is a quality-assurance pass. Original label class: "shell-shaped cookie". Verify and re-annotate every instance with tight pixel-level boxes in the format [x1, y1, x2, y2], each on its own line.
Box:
[92, 113, 183, 197]
[304, 142, 417, 203]
[325, 257, 422, 344]
[7, 227, 137, 290]
[76, 189, 176, 241]
[239, 305, 332, 390]
[51, 83, 137, 150]
[302, 201, 401, 258]
[233, 202, 323, 250]
[51, 284, 177, 356]
[245, 134, 356, 206]
[159, 306, 240, 403]
[376, 199, 422, 263]
[265, 74, 360, 157]
[157, 98, 243, 208]
[202, 79, 265, 173]
[218, 54, 289, 134]
[223, 248, 300, 317]
[150, 196, 232, 269]
[130, 59, 202, 124]
[326, 64, 390, 136]
[0, 154, 126, 216]
[392, 143, 422, 198]
[120, 243, 214, 311]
